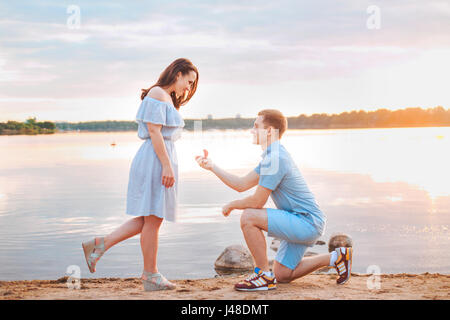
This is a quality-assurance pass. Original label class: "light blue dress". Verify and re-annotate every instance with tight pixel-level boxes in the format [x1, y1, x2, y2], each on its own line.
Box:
[126, 96, 185, 222]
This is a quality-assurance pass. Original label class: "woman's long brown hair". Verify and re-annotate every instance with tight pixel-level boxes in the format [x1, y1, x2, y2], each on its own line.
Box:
[140, 58, 199, 110]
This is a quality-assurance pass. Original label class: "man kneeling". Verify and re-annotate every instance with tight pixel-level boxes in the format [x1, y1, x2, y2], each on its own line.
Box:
[195, 109, 352, 291]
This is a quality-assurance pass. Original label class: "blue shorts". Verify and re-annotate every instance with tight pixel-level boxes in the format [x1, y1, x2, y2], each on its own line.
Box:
[267, 208, 322, 270]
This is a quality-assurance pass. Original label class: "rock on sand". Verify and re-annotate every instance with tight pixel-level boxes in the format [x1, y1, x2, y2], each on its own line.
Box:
[214, 244, 254, 272]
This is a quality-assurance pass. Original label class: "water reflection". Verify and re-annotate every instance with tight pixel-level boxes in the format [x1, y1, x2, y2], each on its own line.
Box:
[0, 128, 449, 281]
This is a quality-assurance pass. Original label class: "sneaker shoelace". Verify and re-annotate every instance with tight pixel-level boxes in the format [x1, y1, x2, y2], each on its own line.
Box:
[245, 272, 261, 282]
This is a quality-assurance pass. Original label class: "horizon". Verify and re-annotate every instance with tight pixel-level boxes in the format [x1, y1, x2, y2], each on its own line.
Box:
[2, 105, 448, 124]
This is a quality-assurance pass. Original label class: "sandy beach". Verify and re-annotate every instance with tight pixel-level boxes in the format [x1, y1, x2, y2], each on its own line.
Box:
[1, 272, 449, 300]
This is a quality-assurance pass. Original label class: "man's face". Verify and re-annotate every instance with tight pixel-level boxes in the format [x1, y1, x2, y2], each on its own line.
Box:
[251, 115, 268, 146]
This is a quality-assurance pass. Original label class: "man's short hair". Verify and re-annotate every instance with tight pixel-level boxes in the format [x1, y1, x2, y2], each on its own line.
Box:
[258, 109, 288, 138]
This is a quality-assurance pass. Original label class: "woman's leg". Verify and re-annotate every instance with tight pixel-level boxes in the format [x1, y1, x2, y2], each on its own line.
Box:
[140, 215, 163, 278]
[84, 216, 145, 273]
[102, 216, 145, 251]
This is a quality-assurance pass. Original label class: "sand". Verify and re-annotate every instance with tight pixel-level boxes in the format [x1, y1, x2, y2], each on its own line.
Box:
[0, 272, 449, 300]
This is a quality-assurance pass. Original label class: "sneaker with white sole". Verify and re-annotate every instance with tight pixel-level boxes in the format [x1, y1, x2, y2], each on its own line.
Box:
[234, 267, 277, 291]
[334, 247, 353, 285]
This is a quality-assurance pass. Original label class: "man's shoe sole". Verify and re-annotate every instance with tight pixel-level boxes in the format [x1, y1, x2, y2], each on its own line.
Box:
[235, 286, 276, 292]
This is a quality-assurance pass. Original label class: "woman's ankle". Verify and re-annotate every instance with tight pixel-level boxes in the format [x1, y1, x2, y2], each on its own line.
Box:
[101, 236, 112, 252]
[142, 268, 159, 279]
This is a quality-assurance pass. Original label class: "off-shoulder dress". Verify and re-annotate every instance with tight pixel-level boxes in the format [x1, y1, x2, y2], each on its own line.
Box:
[126, 97, 185, 222]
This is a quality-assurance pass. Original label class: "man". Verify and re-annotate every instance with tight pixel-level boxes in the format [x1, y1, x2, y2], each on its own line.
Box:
[195, 109, 352, 291]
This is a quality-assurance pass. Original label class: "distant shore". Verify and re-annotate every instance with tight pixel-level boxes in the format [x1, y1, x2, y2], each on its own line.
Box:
[2, 106, 448, 135]
[1, 124, 450, 136]
[1, 273, 448, 300]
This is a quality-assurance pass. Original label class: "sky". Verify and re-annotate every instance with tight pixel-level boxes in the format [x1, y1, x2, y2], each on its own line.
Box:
[0, 0, 449, 122]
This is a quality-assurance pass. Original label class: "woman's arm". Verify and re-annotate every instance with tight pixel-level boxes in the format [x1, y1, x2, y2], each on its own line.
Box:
[147, 123, 174, 188]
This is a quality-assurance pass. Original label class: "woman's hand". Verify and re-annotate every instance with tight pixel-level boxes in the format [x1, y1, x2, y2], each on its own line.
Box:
[195, 149, 213, 171]
[161, 164, 175, 188]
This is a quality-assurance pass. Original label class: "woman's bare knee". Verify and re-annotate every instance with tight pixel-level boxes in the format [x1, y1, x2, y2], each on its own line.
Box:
[134, 216, 144, 225]
[143, 215, 163, 228]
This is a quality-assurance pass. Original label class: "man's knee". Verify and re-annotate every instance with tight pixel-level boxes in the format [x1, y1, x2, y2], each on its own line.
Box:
[274, 270, 292, 283]
[240, 208, 256, 229]
[273, 262, 293, 283]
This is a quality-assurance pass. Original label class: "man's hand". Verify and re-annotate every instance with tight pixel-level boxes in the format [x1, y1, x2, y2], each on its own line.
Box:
[221, 186, 271, 218]
[195, 149, 213, 171]
[222, 202, 234, 217]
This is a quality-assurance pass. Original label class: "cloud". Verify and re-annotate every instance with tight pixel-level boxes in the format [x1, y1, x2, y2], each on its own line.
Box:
[0, 0, 449, 120]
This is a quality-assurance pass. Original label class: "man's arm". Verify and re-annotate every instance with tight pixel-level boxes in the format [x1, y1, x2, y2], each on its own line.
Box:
[222, 185, 272, 216]
[211, 165, 259, 192]
[195, 150, 259, 192]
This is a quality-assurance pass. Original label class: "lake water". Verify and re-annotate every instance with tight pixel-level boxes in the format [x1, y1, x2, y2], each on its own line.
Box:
[0, 127, 449, 281]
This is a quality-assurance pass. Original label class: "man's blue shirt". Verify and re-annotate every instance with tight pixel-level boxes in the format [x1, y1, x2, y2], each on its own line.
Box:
[254, 140, 326, 234]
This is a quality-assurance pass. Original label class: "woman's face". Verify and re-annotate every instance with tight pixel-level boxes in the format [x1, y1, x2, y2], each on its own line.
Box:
[174, 70, 197, 99]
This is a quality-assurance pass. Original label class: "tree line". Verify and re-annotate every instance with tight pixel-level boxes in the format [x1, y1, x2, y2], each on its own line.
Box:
[55, 120, 136, 132]
[1, 106, 449, 135]
[0, 117, 56, 135]
[288, 106, 450, 129]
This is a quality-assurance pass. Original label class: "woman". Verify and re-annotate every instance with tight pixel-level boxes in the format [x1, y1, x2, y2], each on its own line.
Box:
[81, 58, 199, 291]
